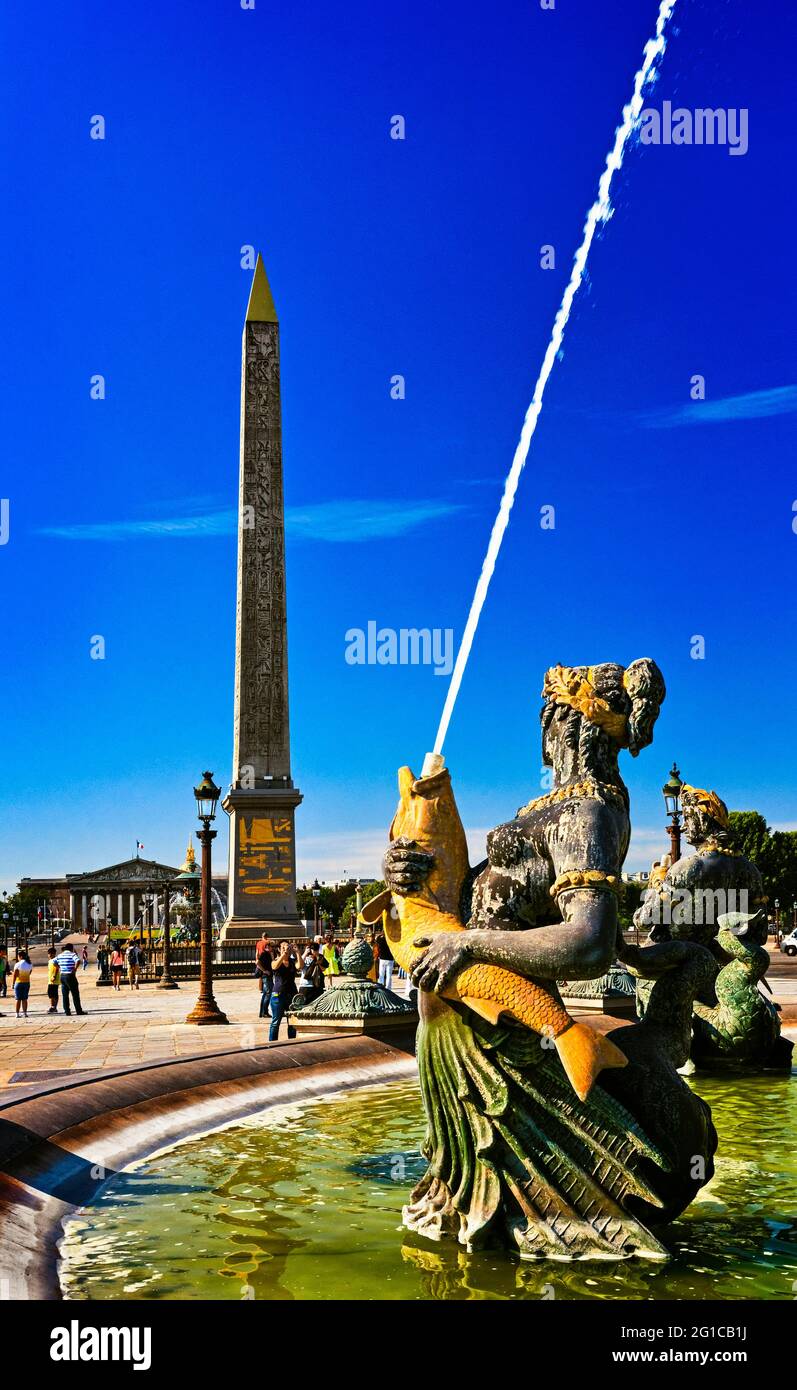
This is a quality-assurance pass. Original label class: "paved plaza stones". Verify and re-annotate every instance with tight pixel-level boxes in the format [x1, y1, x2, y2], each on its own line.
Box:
[0, 969, 329, 1094]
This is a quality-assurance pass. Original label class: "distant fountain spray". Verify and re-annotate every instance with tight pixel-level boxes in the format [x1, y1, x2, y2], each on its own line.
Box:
[429, 0, 678, 766]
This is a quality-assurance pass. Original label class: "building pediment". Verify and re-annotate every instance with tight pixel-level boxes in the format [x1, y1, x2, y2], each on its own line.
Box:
[67, 857, 181, 885]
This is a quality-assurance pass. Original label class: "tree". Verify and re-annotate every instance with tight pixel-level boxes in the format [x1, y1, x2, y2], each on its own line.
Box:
[617, 879, 644, 936]
[340, 880, 386, 931]
[727, 812, 771, 866]
[296, 884, 340, 927]
[728, 811, 797, 912]
[766, 831, 797, 912]
[3, 885, 46, 938]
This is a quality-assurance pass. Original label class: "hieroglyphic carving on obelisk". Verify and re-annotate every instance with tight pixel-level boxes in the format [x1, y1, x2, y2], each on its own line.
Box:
[222, 255, 302, 940]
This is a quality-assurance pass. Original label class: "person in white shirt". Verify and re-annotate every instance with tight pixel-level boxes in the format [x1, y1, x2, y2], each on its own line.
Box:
[12, 951, 33, 1019]
[54, 946, 85, 1015]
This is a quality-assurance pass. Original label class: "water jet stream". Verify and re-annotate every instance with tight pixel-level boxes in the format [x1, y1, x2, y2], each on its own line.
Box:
[432, 0, 678, 758]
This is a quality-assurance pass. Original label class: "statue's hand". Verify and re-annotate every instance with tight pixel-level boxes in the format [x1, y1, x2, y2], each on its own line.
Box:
[411, 932, 477, 993]
[382, 837, 435, 897]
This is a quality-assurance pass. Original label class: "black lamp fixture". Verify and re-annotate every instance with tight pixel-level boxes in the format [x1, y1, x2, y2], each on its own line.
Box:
[662, 763, 683, 865]
[194, 770, 221, 824]
[662, 764, 683, 819]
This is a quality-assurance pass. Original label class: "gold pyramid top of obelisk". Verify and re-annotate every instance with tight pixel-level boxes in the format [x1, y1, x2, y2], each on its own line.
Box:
[245, 252, 278, 323]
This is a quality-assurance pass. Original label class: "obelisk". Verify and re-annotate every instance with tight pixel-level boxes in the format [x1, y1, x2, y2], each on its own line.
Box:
[221, 254, 303, 941]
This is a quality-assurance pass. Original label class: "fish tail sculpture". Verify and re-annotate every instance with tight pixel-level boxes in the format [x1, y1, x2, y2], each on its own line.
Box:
[362, 760, 627, 1102]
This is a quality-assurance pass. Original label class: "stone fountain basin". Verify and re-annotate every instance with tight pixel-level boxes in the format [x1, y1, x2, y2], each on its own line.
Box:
[0, 1033, 416, 1300]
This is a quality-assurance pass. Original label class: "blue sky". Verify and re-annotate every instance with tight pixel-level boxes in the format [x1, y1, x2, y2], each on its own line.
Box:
[1, 0, 795, 893]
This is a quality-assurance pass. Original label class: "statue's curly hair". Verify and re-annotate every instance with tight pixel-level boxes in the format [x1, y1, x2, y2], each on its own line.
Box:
[681, 786, 731, 847]
[541, 658, 665, 783]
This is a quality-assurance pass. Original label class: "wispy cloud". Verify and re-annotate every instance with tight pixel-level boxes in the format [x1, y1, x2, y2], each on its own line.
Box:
[287, 499, 463, 541]
[37, 498, 463, 544]
[38, 511, 237, 541]
[626, 825, 670, 874]
[296, 825, 489, 882]
[640, 384, 797, 429]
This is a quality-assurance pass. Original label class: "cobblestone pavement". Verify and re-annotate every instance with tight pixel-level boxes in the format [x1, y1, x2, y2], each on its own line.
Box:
[0, 971, 352, 1093]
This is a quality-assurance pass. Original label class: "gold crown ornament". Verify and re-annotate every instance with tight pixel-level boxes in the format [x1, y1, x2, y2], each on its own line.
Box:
[680, 785, 729, 829]
[542, 665, 628, 742]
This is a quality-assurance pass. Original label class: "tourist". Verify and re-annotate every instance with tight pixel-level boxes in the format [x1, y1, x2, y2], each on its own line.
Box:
[374, 926, 395, 991]
[110, 944, 125, 990]
[12, 950, 33, 1019]
[367, 929, 379, 982]
[81, 944, 89, 971]
[298, 941, 326, 1003]
[126, 938, 145, 990]
[256, 936, 273, 1018]
[55, 942, 85, 1015]
[46, 946, 60, 1013]
[320, 930, 341, 986]
[0, 946, 8, 998]
[268, 941, 300, 1041]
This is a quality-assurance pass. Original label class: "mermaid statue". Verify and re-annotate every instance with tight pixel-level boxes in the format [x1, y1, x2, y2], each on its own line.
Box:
[635, 784, 793, 1071]
[375, 659, 718, 1261]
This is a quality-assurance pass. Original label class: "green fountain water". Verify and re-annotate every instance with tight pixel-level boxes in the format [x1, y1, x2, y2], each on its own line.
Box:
[60, 1071, 797, 1301]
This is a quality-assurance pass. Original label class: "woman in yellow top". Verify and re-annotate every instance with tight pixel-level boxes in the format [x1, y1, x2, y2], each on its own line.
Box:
[320, 932, 342, 983]
[12, 950, 33, 1019]
[46, 946, 61, 1014]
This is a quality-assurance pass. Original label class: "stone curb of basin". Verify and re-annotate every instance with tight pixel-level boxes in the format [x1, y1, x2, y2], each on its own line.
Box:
[0, 1032, 418, 1301]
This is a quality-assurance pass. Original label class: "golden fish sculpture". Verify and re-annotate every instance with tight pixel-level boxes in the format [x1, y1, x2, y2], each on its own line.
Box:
[360, 756, 628, 1102]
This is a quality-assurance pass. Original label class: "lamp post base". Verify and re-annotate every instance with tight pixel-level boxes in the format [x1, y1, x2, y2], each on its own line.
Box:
[185, 997, 228, 1025]
[157, 977, 180, 990]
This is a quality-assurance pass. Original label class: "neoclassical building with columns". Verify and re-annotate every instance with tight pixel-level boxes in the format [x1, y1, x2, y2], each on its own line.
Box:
[19, 854, 227, 933]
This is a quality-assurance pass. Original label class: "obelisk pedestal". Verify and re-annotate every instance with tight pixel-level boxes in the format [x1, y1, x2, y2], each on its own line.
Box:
[221, 254, 303, 942]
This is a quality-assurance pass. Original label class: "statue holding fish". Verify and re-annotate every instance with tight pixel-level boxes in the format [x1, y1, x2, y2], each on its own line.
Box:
[368, 658, 718, 1260]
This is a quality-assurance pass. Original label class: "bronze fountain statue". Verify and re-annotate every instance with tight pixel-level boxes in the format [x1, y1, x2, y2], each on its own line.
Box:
[635, 784, 792, 1071]
[371, 659, 720, 1261]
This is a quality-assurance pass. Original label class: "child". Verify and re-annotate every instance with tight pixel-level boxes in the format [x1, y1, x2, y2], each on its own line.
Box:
[46, 946, 60, 1013]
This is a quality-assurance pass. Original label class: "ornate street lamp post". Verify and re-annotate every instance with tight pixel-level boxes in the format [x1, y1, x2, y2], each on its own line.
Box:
[312, 879, 321, 937]
[157, 879, 179, 990]
[185, 772, 228, 1025]
[662, 764, 683, 866]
